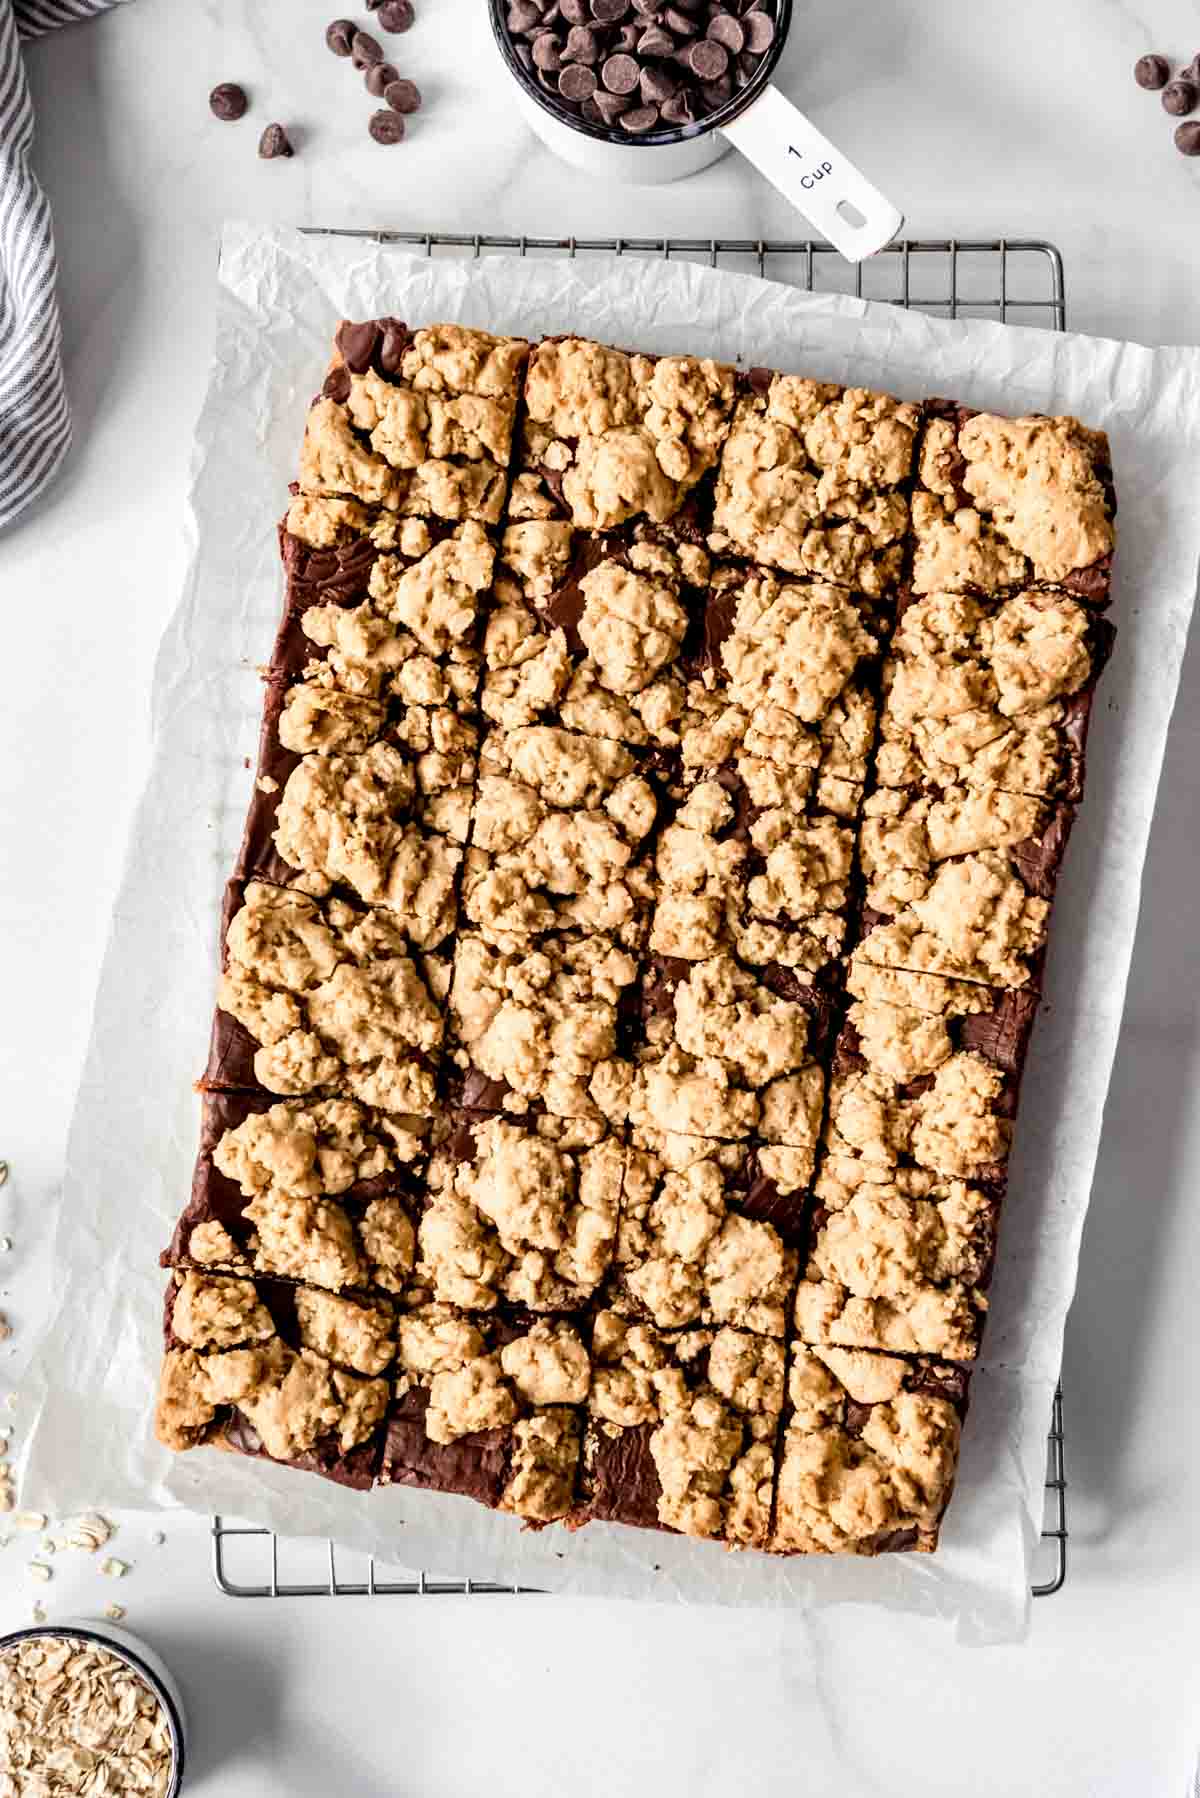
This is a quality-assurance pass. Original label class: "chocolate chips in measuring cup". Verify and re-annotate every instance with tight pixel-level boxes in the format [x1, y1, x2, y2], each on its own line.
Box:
[504, 0, 779, 133]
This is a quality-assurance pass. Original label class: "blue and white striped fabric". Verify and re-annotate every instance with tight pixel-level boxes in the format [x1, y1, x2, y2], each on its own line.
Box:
[1, 0, 127, 530]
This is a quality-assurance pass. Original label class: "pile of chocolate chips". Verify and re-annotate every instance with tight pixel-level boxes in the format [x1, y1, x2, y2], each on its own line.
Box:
[327, 8, 424, 143]
[1133, 51, 1200, 155]
[503, 0, 778, 135]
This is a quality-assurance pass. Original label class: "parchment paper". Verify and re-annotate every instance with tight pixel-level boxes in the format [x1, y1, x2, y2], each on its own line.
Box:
[19, 222, 1200, 1643]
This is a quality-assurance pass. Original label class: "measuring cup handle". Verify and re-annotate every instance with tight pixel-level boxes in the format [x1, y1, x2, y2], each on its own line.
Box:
[721, 84, 904, 263]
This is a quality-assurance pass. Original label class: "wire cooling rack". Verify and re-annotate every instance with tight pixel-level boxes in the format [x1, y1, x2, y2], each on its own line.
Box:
[211, 233, 1069, 1603]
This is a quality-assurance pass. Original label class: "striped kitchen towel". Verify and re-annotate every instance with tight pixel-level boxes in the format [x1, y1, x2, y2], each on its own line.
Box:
[1, 0, 129, 531]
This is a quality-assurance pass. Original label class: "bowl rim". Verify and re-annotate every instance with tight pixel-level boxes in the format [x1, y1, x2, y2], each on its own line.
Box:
[0, 1622, 187, 1795]
[488, 0, 793, 151]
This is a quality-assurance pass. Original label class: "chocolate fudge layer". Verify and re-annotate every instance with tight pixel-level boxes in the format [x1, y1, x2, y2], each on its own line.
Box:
[911, 403, 1116, 604]
[417, 1110, 627, 1313]
[380, 1304, 589, 1521]
[511, 336, 738, 534]
[155, 1273, 393, 1490]
[298, 320, 529, 525]
[577, 1310, 785, 1548]
[875, 586, 1117, 802]
[202, 879, 445, 1117]
[166, 1091, 426, 1301]
[770, 1344, 968, 1555]
[708, 373, 921, 596]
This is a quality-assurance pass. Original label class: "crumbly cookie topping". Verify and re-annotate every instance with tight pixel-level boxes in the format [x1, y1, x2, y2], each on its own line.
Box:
[155, 1340, 387, 1460]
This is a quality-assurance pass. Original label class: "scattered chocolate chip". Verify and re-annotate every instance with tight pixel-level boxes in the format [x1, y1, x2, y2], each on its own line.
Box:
[689, 37, 728, 79]
[258, 123, 294, 158]
[602, 51, 640, 92]
[1176, 119, 1200, 153]
[1162, 78, 1196, 115]
[560, 61, 599, 98]
[352, 29, 384, 67]
[706, 12, 744, 54]
[377, 318, 407, 374]
[323, 366, 352, 403]
[325, 17, 357, 56]
[377, 0, 415, 30]
[365, 60, 401, 95]
[209, 82, 248, 121]
[743, 9, 774, 52]
[384, 77, 423, 112]
[565, 23, 600, 61]
[1133, 53, 1170, 90]
[368, 107, 407, 142]
[336, 320, 380, 370]
[620, 102, 660, 131]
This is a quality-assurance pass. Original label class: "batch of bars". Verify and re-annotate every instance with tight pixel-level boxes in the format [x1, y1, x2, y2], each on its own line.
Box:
[154, 319, 1117, 1557]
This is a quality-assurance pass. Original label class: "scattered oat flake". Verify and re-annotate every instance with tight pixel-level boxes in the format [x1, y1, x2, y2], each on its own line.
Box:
[39, 1537, 56, 1554]
[6, 1391, 18, 1409]
[64, 1511, 114, 1553]
[27, 1560, 51, 1582]
[0, 1160, 8, 1187]
[0, 1239, 12, 1254]
[151, 1530, 165, 1547]
[100, 1556, 129, 1578]
[12, 1510, 45, 1531]
[30, 1600, 45, 1624]
[103, 1601, 127, 1622]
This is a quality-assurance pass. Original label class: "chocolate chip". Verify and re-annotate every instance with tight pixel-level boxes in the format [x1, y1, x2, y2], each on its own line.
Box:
[663, 6, 698, 33]
[742, 8, 774, 51]
[591, 87, 633, 121]
[377, 0, 415, 29]
[384, 77, 423, 112]
[336, 320, 380, 371]
[561, 0, 590, 20]
[591, 0, 629, 17]
[369, 107, 407, 142]
[365, 60, 401, 95]
[1183, 55, 1200, 85]
[1133, 52, 1170, 89]
[706, 12, 744, 53]
[631, 0, 658, 13]
[640, 64, 677, 102]
[688, 37, 728, 79]
[209, 82, 248, 121]
[615, 21, 641, 48]
[258, 123, 294, 158]
[352, 29, 384, 66]
[602, 50, 640, 91]
[565, 23, 600, 60]
[325, 17, 357, 55]
[1162, 78, 1196, 115]
[377, 318, 407, 373]
[700, 73, 733, 107]
[560, 61, 598, 97]
[637, 25, 675, 55]
[1176, 120, 1200, 153]
[508, 1, 542, 28]
[323, 366, 352, 403]
[620, 102, 660, 131]
[533, 31, 564, 68]
[660, 87, 694, 122]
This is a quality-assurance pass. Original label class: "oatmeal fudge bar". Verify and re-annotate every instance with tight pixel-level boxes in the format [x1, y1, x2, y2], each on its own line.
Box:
[708, 372, 921, 596]
[415, 1111, 627, 1313]
[875, 586, 1116, 803]
[510, 336, 738, 534]
[155, 1270, 395, 1488]
[604, 1131, 798, 1336]
[165, 1092, 426, 1302]
[576, 1311, 784, 1549]
[445, 926, 640, 1123]
[201, 880, 445, 1117]
[911, 402, 1116, 604]
[380, 1304, 589, 1522]
[299, 320, 528, 526]
[770, 1344, 968, 1555]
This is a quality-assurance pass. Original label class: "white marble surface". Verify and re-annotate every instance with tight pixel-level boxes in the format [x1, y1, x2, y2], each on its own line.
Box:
[2, 0, 1199, 1792]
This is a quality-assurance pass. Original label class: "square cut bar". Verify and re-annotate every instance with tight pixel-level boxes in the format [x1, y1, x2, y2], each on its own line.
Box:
[416, 1110, 627, 1314]
[445, 926, 641, 1125]
[165, 1091, 426, 1302]
[605, 1129, 799, 1337]
[875, 585, 1117, 802]
[509, 335, 738, 535]
[380, 1304, 589, 1522]
[155, 1270, 396, 1489]
[825, 966, 1040, 1189]
[202, 879, 446, 1119]
[576, 1310, 785, 1549]
[770, 1343, 968, 1555]
[629, 952, 829, 1175]
[298, 319, 529, 525]
[854, 783, 1074, 992]
[910, 402, 1116, 604]
[708, 371, 921, 596]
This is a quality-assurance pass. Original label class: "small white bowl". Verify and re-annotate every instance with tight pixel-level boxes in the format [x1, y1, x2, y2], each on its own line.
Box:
[0, 1620, 188, 1794]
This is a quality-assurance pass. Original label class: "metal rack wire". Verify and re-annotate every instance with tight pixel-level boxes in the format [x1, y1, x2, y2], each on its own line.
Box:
[211, 233, 1069, 1602]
